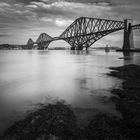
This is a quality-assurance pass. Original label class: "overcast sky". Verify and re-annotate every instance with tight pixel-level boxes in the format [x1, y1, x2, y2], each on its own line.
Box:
[0, 0, 140, 47]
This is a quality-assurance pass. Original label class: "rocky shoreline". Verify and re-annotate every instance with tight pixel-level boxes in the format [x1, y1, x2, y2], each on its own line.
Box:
[108, 64, 140, 140]
[2, 64, 140, 140]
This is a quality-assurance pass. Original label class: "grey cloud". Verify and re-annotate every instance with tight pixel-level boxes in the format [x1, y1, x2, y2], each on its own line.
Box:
[66, 0, 140, 6]
[0, 34, 11, 37]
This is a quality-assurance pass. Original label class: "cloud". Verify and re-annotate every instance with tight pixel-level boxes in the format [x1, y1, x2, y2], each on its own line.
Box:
[0, 33, 11, 37]
[40, 17, 53, 22]
[55, 18, 73, 27]
[26, 4, 38, 9]
[0, 2, 10, 7]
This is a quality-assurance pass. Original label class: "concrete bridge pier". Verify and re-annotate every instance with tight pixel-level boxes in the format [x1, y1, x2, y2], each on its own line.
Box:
[70, 46, 75, 50]
[122, 19, 134, 50]
[85, 44, 90, 50]
[76, 44, 84, 50]
[70, 45, 83, 50]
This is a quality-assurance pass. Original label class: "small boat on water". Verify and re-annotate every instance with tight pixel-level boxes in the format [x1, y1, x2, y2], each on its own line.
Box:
[105, 45, 110, 52]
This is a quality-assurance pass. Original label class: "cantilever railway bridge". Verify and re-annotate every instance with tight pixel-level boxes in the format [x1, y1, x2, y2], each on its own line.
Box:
[26, 17, 140, 50]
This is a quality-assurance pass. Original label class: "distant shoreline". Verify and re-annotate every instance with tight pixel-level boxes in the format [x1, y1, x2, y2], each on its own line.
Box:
[116, 48, 140, 52]
[0, 44, 121, 50]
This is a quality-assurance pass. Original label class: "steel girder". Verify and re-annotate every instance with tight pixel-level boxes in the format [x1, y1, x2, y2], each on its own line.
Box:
[27, 38, 34, 49]
[132, 24, 140, 30]
[36, 33, 53, 49]
[29, 17, 140, 50]
[59, 17, 124, 49]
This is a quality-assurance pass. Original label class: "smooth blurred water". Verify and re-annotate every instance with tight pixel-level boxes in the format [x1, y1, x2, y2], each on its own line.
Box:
[0, 50, 140, 134]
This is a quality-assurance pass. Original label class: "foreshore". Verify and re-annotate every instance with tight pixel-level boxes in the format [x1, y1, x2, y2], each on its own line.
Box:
[108, 64, 140, 139]
[2, 64, 140, 140]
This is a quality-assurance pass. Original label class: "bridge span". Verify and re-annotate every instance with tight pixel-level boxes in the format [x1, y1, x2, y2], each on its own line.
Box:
[26, 17, 140, 50]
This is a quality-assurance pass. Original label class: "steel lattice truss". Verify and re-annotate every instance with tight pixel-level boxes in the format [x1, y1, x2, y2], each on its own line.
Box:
[59, 17, 124, 49]
[36, 33, 53, 49]
[27, 38, 34, 49]
[27, 17, 140, 49]
[132, 24, 140, 30]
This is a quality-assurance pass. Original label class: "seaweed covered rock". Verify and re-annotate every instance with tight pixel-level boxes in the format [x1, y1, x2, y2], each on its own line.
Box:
[108, 64, 140, 80]
[108, 64, 140, 140]
[85, 113, 124, 140]
[2, 102, 77, 140]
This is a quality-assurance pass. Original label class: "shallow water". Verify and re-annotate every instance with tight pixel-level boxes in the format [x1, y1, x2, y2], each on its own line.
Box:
[0, 50, 140, 134]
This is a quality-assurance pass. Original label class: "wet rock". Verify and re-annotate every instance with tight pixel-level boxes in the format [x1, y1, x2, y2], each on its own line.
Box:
[85, 113, 124, 140]
[108, 64, 140, 80]
[108, 64, 140, 140]
[2, 102, 77, 140]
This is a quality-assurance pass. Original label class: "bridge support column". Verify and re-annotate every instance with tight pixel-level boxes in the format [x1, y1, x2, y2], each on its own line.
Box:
[122, 19, 134, 50]
[70, 46, 75, 50]
[85, 44, 89, 50]
[76, 45, 83, 50]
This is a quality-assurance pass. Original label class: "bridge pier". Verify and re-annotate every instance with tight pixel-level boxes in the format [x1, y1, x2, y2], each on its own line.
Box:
[70, 45, 89, 50]
[70, 45, 84, 50]
[70, 46, 75, 50]
[76, 44, 83, 50]
[122, 19, 134, 50]
[85, 44, 89, 50]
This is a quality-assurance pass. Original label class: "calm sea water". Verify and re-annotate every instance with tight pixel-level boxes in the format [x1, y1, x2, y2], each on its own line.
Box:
[0, 50, 140, 134]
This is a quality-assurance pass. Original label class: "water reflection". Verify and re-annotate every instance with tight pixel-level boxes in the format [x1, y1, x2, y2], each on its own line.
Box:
[123, 51, 133, 58]
[70, 50, 90, 55]
[122, 52, 134, 65]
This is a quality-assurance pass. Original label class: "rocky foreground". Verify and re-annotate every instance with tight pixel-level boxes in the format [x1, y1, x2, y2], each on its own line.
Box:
[108, 64, 140, 140]
[1, 64, 140, 140]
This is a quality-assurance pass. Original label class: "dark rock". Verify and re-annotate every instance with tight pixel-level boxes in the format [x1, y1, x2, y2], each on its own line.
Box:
[108, 64, 140, 140]
[2, 102, 77, 140]
[85, 113, 124, 140]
